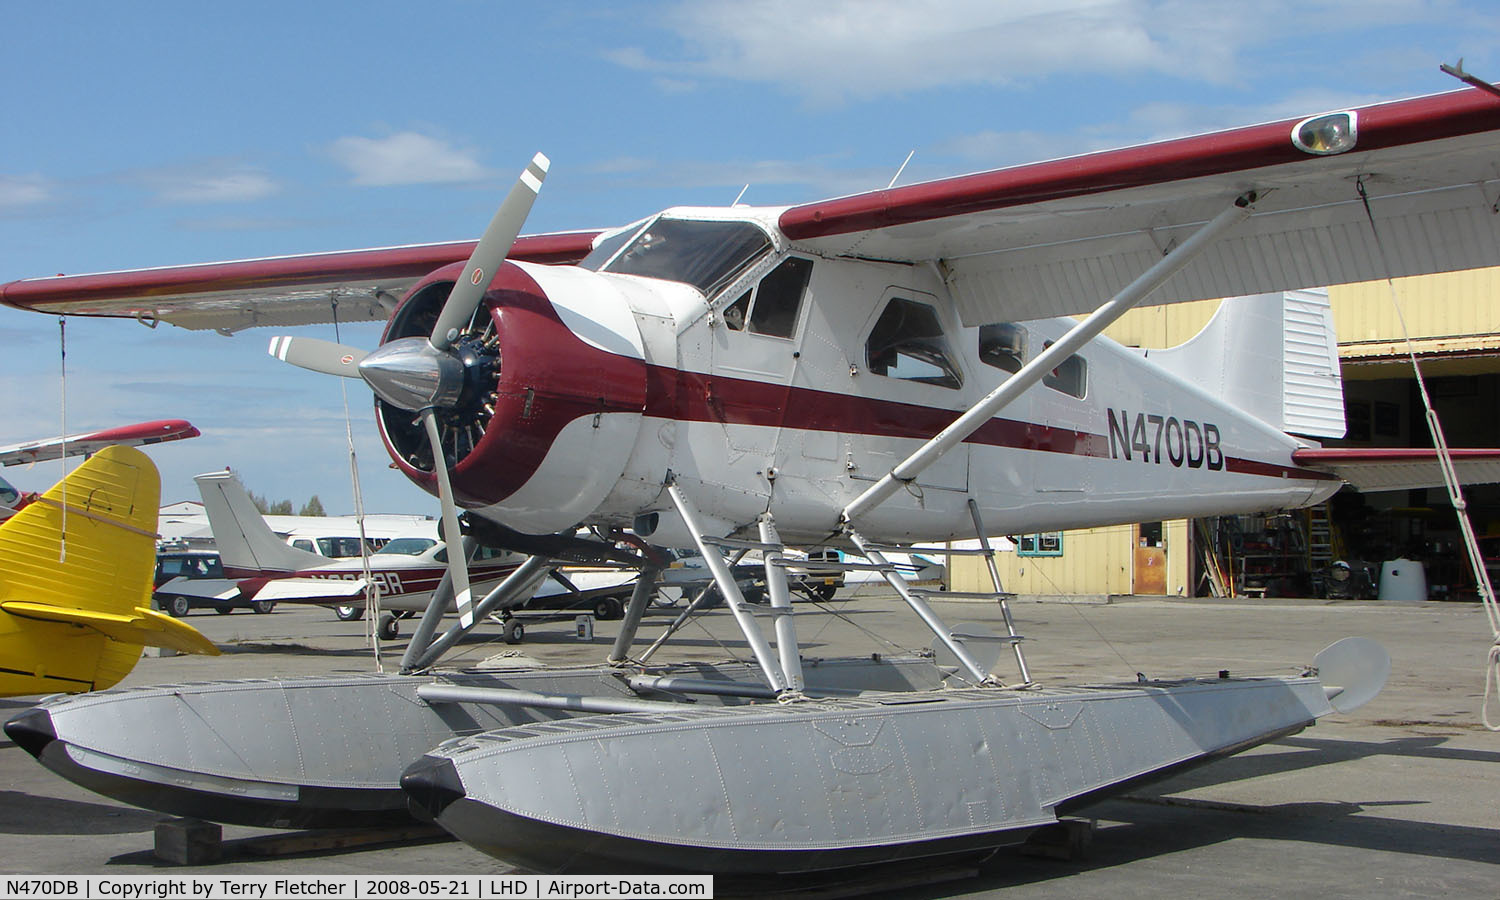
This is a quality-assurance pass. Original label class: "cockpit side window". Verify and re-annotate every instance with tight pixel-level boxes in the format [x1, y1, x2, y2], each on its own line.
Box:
[866, 297, 963, 390]
[747, 256, 813, 339]
[723, 290, 751, 331]
[598, 218, 773, 297]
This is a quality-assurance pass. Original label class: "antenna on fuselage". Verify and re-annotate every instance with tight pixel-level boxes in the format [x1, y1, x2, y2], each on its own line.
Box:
[888, 150, 915, 189]
[732, 184, 750, 206]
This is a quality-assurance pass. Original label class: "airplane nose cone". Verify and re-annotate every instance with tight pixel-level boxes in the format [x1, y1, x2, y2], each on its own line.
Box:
[401, 755, 467, 821]
[4, 708, 57, 759]
[358, 337, 465, 412]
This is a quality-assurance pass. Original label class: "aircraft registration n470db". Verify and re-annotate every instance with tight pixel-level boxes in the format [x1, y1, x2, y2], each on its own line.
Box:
[5, 84, 1500, 875]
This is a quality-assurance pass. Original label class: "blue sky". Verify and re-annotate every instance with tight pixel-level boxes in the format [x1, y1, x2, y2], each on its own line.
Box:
[1, 0, 1496, 515]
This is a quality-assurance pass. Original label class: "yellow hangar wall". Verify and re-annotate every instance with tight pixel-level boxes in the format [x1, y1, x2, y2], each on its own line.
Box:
[947, 521, 1190, 597]
[947, 267, 1500, 596]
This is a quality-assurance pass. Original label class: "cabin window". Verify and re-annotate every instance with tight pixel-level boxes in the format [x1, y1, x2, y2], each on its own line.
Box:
[1041, 341, 1087, 399]
[292, 539, 315, 552]
[865, 297, 963, 390]
[721, 257, 813, 337]
[723, 290, 751, 331]
[316, 537, 368, 558]
[1018, 532, 1064, 557]
[748, 256, 813, 338]
[978, 322, 1026, 374]
[598, 217, 773, 297]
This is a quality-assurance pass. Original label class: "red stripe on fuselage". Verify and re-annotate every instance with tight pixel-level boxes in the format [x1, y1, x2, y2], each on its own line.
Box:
[642, 364, 1111, 457]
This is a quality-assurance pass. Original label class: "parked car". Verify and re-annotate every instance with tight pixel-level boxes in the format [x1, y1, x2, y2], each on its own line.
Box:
[153, 549, 275, 616]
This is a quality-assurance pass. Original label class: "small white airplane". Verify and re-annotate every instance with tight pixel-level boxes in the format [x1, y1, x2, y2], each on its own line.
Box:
[157, 504, 432, 556]
[184, 469, 635, 640]
[7, 79, 1500, 874]
[0, 419, 199, 520]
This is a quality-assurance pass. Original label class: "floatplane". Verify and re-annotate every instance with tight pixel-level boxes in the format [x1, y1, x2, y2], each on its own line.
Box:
[7, 79, 1500, 874]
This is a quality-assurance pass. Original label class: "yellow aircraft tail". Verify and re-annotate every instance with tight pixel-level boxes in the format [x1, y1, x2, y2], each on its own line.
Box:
[0, 445, 217, 697]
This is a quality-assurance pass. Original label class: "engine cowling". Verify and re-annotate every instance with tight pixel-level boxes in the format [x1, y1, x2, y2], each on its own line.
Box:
[376, 261, 647, 535]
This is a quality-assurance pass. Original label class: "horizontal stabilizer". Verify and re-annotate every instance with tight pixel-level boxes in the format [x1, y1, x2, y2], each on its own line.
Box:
[1292, 448, 1500, 492]
[0, 600, 218, 656]
[155, 576, 241, 601]
[253, 577, 368, 603]
[0, 445, 218, 695]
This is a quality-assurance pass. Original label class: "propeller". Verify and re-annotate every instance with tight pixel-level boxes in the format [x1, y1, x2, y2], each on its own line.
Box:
[432, 153, 549, 353]
[268, 152, 551, 630]
[267, 335, 366, 377]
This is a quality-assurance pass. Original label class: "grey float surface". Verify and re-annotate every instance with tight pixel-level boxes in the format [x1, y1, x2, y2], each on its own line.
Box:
[2, 593, 1496, 898]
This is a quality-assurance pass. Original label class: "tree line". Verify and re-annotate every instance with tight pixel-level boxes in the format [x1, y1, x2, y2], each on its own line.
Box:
[247, 491, 326, 517]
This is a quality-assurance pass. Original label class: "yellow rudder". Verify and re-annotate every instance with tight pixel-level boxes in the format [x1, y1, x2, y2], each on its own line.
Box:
[0, 445, 217, 697]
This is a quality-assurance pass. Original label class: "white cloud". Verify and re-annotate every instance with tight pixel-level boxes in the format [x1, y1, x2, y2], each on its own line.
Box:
[135, 164, 279, 204]
[328, 132, 491, 186]
[614, 0, 1455, 104]
[0, 174, 53, 207]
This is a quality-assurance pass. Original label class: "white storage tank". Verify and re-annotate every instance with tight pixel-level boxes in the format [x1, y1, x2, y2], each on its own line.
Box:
[1378, 558, 1428, 603]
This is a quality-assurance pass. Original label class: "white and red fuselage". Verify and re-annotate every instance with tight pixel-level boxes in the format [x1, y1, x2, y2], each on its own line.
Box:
[380, 207, 1339, 549]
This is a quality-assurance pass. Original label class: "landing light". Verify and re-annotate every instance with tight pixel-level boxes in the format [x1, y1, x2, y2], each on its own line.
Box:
[1292, 111, 1357, 155]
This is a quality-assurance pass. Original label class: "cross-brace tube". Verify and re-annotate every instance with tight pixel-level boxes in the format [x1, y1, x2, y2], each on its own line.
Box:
[397, 536, 471, 672]
[848, 529, 996, 684]
[608, 566, 659, 664]
[404, 554, 554, 672]
[667, 480, 790, 694]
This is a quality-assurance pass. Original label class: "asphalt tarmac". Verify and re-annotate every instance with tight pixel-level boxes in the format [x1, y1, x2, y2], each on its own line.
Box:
[2, 591, 1497, 898]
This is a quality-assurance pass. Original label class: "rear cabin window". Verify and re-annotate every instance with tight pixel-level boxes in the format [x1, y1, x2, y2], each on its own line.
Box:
[1041, 340, 1088, 399]
[978, 322, 1027, 375]
[865, 297, 963, 390]
[722, 256, 813, 339]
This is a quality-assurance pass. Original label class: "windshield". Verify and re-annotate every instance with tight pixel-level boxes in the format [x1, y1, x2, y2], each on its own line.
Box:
[0, 474, 17, 508]
[578, 219, 648, 271]
[375, 537, 437, 556]
[595, 217, 772, 297]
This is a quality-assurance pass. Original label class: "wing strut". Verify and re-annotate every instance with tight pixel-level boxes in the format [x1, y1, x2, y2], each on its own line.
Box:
[841, 191, 1259, 524]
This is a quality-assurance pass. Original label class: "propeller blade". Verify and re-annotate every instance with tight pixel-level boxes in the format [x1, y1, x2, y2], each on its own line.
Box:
[421, 409, 475, 628]
[430, 152, 550, 352]
[268, 336, 368, 377]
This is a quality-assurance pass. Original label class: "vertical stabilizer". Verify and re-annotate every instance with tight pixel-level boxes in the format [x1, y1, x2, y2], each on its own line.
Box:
[0, 445, 217, 697]
[1144, 290, 1345, 439]
[195, 470, 329, 573]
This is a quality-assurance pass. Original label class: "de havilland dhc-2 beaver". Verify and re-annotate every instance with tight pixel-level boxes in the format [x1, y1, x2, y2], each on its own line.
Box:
[6, 77, 1500, 875]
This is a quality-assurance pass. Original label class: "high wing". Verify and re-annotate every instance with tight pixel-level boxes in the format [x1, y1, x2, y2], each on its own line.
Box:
[251, 577, 369, 603]
[1291, 447, 1500, 492]
[3, 89, 1500, 333]
[0, 232, 600, 332]
[780, 88, 1500, 325]
[0, 419, 200, 467]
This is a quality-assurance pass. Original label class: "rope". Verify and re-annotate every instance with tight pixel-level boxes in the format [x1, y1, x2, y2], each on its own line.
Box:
[57, 318, 67, 563]
[1356, 177, 1500, 730]
[331, 301, 381, 673]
